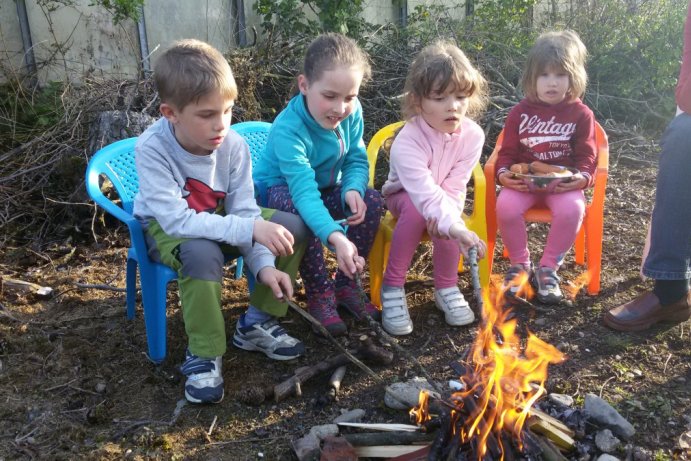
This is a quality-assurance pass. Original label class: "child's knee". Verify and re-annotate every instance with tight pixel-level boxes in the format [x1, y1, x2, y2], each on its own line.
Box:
[179, 239, 224, 281]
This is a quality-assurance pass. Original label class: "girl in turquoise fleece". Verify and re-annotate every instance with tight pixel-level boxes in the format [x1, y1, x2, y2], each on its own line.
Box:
[253, 33, 383, 336]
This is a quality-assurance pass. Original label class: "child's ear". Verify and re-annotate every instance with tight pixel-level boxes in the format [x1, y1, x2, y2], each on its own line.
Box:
[297, 74, 309, 95]
[160, 103, 178, 123]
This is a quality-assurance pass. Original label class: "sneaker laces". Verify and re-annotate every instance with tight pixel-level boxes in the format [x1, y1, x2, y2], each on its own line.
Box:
[180, 353, 220, 380]
[382, 288, 407, 318]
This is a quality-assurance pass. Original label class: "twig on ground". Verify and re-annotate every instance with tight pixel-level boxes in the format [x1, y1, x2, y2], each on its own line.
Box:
[354, 273, 442, 394]
[75, 282, 127, 292]
[284, 298, 383, 384]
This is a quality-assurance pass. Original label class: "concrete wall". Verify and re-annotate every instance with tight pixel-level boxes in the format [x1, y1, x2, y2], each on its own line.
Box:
[1, 0, 558, 85]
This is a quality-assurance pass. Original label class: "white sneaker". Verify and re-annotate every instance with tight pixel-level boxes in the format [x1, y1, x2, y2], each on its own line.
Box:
[434, 287, 475, 326]
[381, 286, 413, 335]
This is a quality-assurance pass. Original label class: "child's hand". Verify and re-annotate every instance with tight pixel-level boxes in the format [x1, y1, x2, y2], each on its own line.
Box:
[344, 190, 367, 225]
[426, 217, 446, 239]
[253, 220, 295, 257]
[328, 231, 365, 278]
[257, 266, 294, 300]
[498, 171, 529, 192]
[448, 223, 487, 259]
[554, 173, 587, 193]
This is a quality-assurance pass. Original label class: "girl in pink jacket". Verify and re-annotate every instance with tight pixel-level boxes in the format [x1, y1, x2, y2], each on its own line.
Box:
[380, 41, 488, 335]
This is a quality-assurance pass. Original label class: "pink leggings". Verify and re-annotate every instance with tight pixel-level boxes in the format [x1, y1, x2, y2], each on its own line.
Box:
[383, 191, 460, 289]
[496, 188, 585, 269]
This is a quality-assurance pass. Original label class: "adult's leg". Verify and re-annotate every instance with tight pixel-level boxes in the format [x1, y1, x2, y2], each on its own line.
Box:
[644, 114, 691, 285]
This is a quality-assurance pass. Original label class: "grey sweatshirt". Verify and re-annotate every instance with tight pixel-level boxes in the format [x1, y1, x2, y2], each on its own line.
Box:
[133, 118, 274, 277]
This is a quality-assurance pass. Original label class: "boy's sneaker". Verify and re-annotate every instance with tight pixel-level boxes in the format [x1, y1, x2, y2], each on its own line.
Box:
[180, 349, 224, 404]
[532, 267, 563, 304]
[335, 284, 382, 321]
[434, 287, 475, 326]
[381, 286, 413, 335]
[501, 264, 532, 302]
[232, 315, 305, 360]
[307, 291, 347, 337]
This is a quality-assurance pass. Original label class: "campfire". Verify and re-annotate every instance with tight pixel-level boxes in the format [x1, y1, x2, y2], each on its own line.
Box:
[409, 272, 586, 459]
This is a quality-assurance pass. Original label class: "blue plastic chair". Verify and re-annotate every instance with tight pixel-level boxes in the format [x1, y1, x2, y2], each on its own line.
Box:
[85, 138, 245, 363]
[231, 121, 272, 205]
[231, 121, 272, 291]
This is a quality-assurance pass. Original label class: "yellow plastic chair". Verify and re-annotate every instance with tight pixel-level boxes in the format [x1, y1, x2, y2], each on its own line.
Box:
[483, 121, 609, 295]
[367, 122, 490, 307]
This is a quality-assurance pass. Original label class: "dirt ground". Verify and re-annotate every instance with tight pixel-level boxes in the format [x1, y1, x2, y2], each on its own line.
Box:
[1, 141, 690, 460]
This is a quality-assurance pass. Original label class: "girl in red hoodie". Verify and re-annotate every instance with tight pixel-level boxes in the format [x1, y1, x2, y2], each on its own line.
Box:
[496, 30, 597, 305]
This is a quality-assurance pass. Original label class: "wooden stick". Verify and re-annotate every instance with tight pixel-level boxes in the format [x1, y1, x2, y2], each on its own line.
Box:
[329, 365, 347, 394]
[284, 298, 384, 384]
[353, 273, 442, 394]
[468, 247, 483, 313]
[342, 431, 434, 446]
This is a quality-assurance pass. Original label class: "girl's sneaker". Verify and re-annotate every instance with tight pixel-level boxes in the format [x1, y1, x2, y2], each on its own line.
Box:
[381, 285, 413, 335]
[532, 267, 563, 304]
[434, 287, 474, 326]
[335, 283, 382, 321]
[307, 291, 347, 337]
[180, 349, 224, 404]
[501, 264, 533, 302]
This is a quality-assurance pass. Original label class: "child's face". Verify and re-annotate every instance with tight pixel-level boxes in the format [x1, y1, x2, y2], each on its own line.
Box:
[298, 65, 364, 130]
[536, 66, 570, 105]
[417, 84, 469, 134]
[160, 90, 234, 156]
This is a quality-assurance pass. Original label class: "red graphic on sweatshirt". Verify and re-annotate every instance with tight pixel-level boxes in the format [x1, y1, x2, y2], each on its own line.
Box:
[183, 178, 226, 213]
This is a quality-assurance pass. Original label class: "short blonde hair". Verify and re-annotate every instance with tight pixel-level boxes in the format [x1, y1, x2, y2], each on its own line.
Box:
[302, 33, 372, 83]
[154, 39, 238, 110]
[522, 30, 588, 102]
[401, 40, 488, 120]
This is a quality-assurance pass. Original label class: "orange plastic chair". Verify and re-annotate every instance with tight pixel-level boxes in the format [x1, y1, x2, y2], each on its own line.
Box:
[483, 122, 609, 295]
[367, 122, 490, 307]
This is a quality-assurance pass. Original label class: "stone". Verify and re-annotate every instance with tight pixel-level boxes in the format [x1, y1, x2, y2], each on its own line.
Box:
[595, 428, 621, 453]
[596, 455, 621, 461]
[333, 409, 365, 424]
[292, 433, 320, 461]
[548, 393, 574, 408]
[584, 393, 636, 440]
[309, 424, 339, 440]
[384, 377, 441, 410]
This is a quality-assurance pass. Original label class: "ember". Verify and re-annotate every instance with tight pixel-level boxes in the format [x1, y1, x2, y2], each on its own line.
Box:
[411, 275, 567, 460]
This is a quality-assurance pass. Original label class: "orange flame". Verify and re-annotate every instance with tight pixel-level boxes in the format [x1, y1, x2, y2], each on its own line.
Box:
[411, 278, 565, 459]
[409, 389, 430, 424]
[564, 271, 591, 300]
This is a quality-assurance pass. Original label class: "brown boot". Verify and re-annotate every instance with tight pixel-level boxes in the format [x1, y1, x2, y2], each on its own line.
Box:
[604, 291, 691, 332]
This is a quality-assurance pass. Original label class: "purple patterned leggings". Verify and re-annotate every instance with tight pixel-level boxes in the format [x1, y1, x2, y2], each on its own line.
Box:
[267, 184, 383, 298]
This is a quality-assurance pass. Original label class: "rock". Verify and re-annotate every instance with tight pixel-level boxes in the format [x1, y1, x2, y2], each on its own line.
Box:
[320, 436, 357, 461]
[548, 393, 574, 408]
[291, 433, 320, 461]
[333, 409, 365, 424]
[309, 424, 339, 440]
[595, 428, 621, 453]
[584, 393, 635, 440]
[533, 318, 547, 327]
[596, 455, 620, 461]
[95, 382, 107, 394]
[632, 446, 653, 461]
[384, 377, 440, 410]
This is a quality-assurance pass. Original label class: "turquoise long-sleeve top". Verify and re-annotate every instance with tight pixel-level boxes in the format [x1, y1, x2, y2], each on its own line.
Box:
[254, 94, 369, 244]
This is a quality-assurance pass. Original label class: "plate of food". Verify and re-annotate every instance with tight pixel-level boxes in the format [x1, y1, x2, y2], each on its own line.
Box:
[509, 161, 579, 192]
